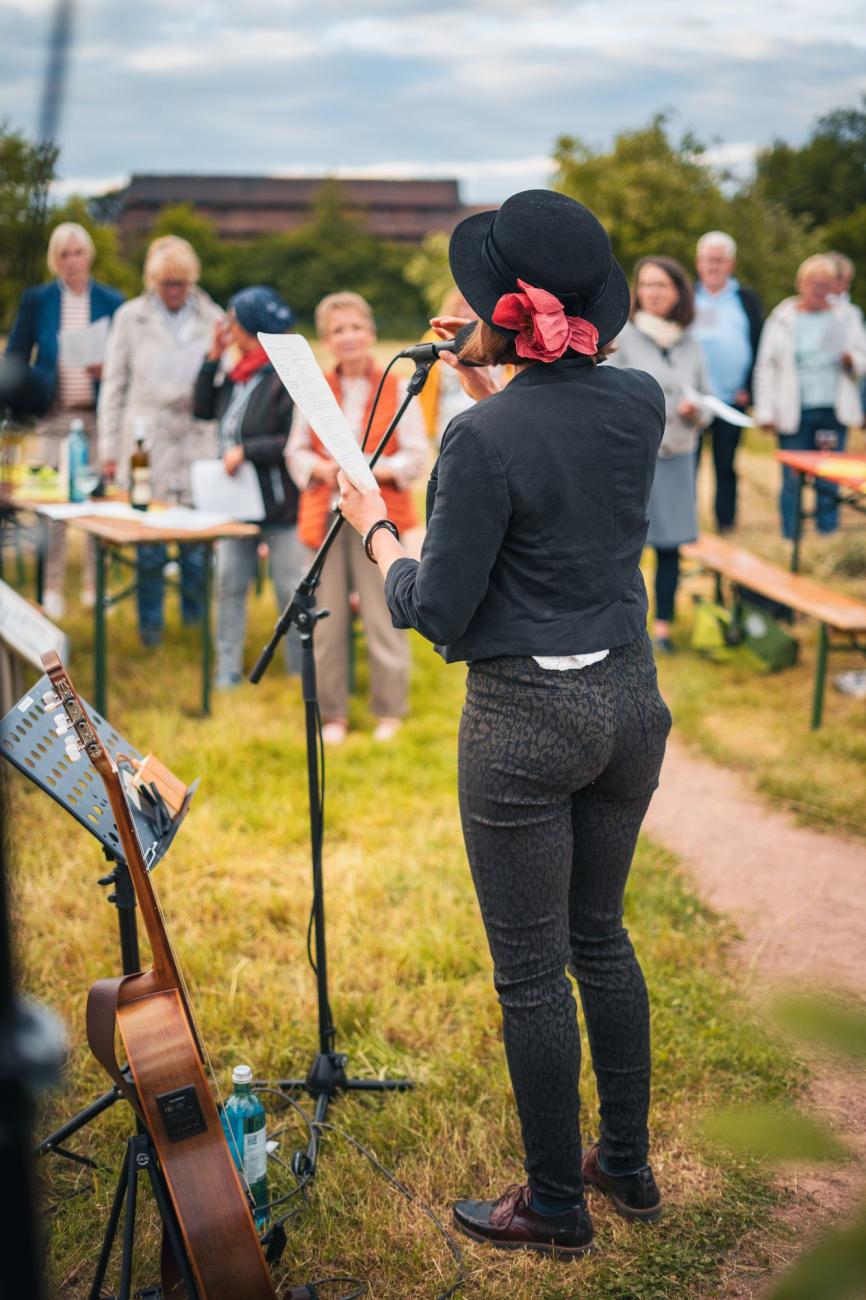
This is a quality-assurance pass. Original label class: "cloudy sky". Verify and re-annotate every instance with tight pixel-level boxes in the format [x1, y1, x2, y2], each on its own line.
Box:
[1, 0, 864, 203]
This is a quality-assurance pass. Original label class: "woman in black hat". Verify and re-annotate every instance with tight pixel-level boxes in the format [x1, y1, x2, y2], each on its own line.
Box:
[338, 190, 670, 1258]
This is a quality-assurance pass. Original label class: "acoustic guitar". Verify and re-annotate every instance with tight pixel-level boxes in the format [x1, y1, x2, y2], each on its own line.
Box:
[42, 652, 279, 1300]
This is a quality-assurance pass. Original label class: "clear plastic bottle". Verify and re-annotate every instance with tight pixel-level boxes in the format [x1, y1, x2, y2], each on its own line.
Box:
[220, 1065, 269, 1227]
[67, 417, 89, 502]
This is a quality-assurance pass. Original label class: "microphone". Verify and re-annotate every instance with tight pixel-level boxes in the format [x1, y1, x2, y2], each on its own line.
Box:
[397, 338, 458, 362]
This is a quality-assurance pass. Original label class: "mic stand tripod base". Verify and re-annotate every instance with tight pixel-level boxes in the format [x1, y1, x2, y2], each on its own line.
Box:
[275, 1052, 413, 1180]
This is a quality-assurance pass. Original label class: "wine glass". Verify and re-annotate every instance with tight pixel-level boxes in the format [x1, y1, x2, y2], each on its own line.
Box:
[75, 464, 102, 498]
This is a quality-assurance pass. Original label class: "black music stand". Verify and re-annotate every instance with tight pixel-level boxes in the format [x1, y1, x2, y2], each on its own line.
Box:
[2, 673, 204, 1298]
[0, 673, 197, 1162]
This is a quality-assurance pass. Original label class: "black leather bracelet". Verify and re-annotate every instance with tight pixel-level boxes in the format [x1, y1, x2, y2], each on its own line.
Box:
[363, 518, 400, 562]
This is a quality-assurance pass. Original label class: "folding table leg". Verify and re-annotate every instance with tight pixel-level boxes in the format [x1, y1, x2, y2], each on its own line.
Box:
[811, 623, 828, 730]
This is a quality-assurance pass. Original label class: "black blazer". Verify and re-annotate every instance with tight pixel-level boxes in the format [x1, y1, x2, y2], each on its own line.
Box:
[385, 355, 665, 662]
[193, 359, 298, 526]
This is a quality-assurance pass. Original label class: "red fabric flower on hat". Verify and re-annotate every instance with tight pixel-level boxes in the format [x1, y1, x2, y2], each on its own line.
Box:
[492, 278, 599, 362]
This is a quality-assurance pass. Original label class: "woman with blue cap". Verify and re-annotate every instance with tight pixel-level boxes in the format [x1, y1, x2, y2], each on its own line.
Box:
[193, 285, 303, 687]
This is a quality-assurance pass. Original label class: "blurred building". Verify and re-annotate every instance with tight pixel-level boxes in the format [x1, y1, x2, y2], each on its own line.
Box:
[113, 175, 484, 243]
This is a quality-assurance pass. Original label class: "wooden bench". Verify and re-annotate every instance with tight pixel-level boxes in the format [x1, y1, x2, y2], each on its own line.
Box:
[682, 534, 866, 729]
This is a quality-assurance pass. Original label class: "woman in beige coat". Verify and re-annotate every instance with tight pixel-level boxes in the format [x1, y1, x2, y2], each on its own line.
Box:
[97, 235, 223, 644]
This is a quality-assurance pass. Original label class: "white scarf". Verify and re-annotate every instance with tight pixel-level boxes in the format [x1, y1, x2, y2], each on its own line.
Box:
[633, 310, 684, 352]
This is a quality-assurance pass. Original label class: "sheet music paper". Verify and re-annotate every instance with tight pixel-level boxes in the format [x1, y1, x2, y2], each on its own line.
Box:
[257, 332, 378, 491]
[58, 316, 110, 367]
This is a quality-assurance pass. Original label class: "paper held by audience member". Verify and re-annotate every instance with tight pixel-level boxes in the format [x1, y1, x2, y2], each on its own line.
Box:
[683, 386, 754, 429]
[257, 332, 378, 491]
[58, 316, 110, 368]
[191, 459, 266, 521]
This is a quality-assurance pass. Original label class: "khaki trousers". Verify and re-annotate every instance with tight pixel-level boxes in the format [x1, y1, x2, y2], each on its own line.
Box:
[310, 526, 410, 721]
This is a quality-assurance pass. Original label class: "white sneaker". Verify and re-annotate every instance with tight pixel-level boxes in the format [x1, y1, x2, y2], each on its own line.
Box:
[321, 720, 348, 746]
[372, 718, 402, 743]
[834, 670, 866, 699]
[43, 591, 65, 620]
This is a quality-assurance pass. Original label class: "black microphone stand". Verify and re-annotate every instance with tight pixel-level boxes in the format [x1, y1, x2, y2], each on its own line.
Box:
[249, 357, 436, 1178]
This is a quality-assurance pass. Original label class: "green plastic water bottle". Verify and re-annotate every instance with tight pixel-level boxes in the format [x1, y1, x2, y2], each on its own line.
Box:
[221, 1064, 269, 1227]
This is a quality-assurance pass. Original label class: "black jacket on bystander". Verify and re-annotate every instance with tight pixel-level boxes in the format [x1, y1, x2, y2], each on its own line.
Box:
[193, 359, 298, 526]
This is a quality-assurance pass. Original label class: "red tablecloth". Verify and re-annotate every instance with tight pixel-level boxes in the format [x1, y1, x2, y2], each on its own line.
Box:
[776, 450, 866, 490]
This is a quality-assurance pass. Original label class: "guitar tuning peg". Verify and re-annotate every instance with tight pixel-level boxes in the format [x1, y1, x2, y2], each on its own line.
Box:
[42, 691, 60, 710]
[65, 736, 83, 761]
[53, 714, 70, 736]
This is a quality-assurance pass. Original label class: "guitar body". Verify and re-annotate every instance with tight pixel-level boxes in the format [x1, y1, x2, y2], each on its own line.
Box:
[114, 983, 277, 1300]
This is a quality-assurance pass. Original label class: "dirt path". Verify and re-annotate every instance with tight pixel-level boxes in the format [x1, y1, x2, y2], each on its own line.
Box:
[643, 736, 866, 1297]
[645, 737, 866, 994]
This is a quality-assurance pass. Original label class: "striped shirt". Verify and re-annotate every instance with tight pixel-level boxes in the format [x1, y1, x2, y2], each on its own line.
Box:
[57, 283, 94, 409]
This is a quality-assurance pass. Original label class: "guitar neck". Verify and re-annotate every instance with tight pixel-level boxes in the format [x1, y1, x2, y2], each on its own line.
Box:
[100, 769, 184, 988]
[40, 653, 201, 1048]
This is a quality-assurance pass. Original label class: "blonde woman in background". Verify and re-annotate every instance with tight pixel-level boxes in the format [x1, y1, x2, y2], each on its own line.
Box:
[97, 235, 223, 645]
[5, 222, 124, 616]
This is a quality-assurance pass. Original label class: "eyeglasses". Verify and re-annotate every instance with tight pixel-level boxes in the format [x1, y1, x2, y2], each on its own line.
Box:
[157, 279, 190, 289]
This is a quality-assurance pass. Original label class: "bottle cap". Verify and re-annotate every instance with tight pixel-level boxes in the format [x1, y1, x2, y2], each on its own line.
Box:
[232, 1064, 253, 1086]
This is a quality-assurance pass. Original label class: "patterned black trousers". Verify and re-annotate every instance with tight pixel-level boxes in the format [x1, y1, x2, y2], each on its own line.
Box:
[458, 635, 671, 1202]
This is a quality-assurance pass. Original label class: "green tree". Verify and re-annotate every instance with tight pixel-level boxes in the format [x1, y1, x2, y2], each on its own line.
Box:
[553, 117, 727, 273]
[230, 180, 427, 333]
[553, 116, 817, 312]
[404, 231, 453, 315]
[134, 182, 426, 332]
[755, 98, 866, 308]
[0, 123, 57, 329]
[756, 98, 866, 228]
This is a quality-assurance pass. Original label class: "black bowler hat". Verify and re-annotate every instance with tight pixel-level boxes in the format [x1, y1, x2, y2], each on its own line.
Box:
[449, 189, 630, 349]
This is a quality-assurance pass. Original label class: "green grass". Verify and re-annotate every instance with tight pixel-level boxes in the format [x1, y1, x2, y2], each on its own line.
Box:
[8, 559, 801, 1299]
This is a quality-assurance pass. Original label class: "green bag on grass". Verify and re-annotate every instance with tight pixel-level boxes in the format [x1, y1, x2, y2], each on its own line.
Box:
[691, 598, 735, 660]
[733, 599, 799, 673]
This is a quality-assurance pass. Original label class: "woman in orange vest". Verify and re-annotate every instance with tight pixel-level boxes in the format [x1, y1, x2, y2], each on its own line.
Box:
[286, 291, 428, 744]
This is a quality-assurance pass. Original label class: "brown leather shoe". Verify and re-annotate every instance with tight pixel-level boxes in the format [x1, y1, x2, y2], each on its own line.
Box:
[581, 1143, 662, 1222]
[452, 1183, 594, 1259]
